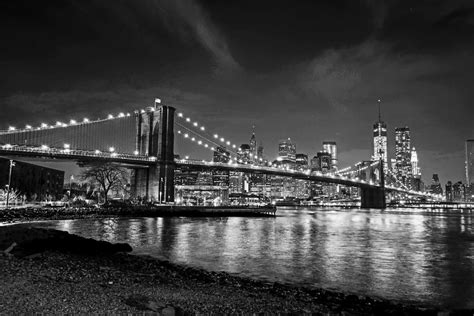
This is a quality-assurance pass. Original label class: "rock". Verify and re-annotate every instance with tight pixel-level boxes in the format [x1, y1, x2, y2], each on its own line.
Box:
[162, 306, 175, 316]
[4, 242, 17, 254]
[124, 294, 165, 312]
[24, 253, 42, 260]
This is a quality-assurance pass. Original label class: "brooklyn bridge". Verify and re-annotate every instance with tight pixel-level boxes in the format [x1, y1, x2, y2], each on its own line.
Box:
[0, 100, 438, 208]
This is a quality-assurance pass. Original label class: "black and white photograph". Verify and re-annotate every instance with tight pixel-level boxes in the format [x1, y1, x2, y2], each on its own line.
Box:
[1, 0, 473, 314]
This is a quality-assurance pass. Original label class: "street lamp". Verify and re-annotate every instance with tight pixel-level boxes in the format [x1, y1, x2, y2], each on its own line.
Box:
[6, 160, 15, 208]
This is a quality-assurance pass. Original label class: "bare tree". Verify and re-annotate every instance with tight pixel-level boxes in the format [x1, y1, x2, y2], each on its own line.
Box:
[81, 163, 128, 203]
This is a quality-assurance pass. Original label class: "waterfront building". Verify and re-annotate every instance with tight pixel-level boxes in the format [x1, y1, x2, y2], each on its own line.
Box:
[453, 181, 466, 202]
[395, 127, 412, 187]
[278, 138, 296, 162]
[212, 170, 230, 188]
[445, 181, 453, 201]
[311, 151, 332, 174]
[248, 174, 271, 198]
[295, 153, 308, 171]
[229, 171, 244, 194]
[429, 174, 443, 195]
[0, 158, 64, 201]
[175, 185, 228, 206]
[322, 141, 337, 170]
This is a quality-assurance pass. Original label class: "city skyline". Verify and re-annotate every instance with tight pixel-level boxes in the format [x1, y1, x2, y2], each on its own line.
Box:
[1, 1, 474, 184]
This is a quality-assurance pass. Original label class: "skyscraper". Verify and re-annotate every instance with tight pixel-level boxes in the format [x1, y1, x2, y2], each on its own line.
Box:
[295, 153, 308, 170]
[257, 144, 264, 162]
[322, 141, 337, 169]
[430, 174, 443, 195]
[249, 126, 257, 162]
[373, 100, 388, 168]
[411, 147, 421, 177]
[395, 126, 412, 186]
[466, 140, 474, 186]
[278, 138, 296, 162]
[238, 144, 251, 164]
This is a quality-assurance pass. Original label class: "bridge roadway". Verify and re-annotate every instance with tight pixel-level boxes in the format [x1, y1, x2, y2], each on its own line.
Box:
[0, 144, 155, 166]
[0, 144, 434, 197]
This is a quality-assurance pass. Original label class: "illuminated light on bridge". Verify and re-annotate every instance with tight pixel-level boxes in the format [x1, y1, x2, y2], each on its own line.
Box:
[95, 150, 101, 154]
[200, 126, 205, 131]
[41, 145, 49, 150]
[193, 122, 198, 127]
[70, 120, 77, 125]
[8, 126, 16, 131]
[118, 112, 125, 118]
[41, 123, 48, 128]
[133, 150, 139, 155]
[107, 114, 114, 119]
[25, 125, 32, 129]
[109, 147, 115, 152]
[177, 112, 183, 118]
[186, 117, 191, 122]
[214, 134, 218, 139]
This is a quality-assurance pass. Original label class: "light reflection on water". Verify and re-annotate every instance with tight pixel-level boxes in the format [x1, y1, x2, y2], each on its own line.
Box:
[23, 208, 474, 309]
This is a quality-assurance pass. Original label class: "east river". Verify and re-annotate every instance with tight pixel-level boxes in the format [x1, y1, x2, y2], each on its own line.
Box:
[24, 207, 474, 309]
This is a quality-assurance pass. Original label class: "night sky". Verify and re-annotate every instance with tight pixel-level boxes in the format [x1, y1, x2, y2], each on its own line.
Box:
[1, 0, 474, 184]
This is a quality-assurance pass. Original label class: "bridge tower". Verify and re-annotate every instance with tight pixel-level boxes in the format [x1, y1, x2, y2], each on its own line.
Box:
[360, 158, 386, 209]
[131, 104, 175, 203]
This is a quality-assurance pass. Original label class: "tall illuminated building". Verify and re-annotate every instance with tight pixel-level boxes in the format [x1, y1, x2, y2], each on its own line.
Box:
[322, 141, 337, 170]
[278, 138, 296, 162]
[395, 126, 412, 185]
[466, 139, 474, 186]
[257, 144, 264, 162]
[295, 153, 308, 171]
[249, 126, 257, 162]
[238, 144, 251, 164]
[411, 147, 421, 177]
[373, 100, 388, 168]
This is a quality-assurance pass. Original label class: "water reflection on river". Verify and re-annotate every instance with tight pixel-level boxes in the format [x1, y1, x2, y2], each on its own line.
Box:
[25, 208, 474, 308]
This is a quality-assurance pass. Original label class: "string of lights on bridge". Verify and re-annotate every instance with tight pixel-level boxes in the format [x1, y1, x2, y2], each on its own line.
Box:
[176, 112, 240, 155]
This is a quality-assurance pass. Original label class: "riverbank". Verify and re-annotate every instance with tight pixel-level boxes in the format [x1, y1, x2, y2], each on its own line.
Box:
[0, 226, 466, 315]
[0, 205, 276, 224]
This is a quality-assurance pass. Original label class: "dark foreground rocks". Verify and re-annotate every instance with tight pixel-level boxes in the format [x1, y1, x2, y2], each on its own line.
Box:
[0, 226, 471, 315]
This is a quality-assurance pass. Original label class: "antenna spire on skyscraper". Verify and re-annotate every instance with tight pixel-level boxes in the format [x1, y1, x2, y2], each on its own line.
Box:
[377, 99, 382, 122]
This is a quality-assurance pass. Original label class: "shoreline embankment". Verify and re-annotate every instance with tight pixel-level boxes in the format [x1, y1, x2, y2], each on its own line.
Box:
[1, 226, 470, 314]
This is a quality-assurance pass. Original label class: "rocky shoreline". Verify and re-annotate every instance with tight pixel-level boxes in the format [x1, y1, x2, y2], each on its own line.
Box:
[0, 205, 275, 224]
[0, 226, 469, 315]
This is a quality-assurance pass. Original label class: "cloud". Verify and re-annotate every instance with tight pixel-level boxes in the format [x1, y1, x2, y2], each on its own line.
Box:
[362, 0, 394, 31]
[154, 0, 241, 75]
